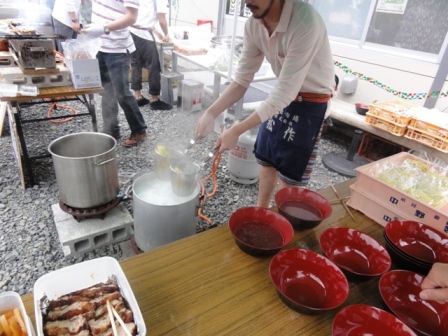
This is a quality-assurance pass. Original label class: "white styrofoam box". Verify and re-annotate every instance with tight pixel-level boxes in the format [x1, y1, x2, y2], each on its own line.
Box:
[65, 58, 102, 89]
[0, 291, 34, 336]
[353, 152, 448, 234]
[347, 185, 407, 227]
[33, 257, 145, 336]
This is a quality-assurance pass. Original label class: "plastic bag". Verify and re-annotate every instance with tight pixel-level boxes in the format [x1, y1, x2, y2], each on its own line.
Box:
[62, 35, 101, 60]
[374, 151, 448, 208]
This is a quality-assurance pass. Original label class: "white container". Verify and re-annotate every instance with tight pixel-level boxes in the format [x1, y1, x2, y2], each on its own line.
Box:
[0, 291, 34, 336]
[65, 58, 102, 89]
[181, 79, 204, 113]
[33, 257, 146, 336]
[347, 185, 407, 227]
[132, 172, 200, 252]
[353, 152, 448, 234]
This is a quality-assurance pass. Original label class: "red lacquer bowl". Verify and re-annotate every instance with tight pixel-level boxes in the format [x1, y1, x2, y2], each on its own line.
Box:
[274, 187, 332, 230]
[320, 227, 391, 280]
[269, 248, 349, 314]
[379, 270, 448, 336]
[332, 304, 417, 336]
[385, 220, 448, 264]
[383, 231, 432, 275]
[228, 207, 294, 257]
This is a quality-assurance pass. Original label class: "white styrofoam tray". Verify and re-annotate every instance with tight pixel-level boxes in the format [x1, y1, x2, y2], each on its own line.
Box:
[0, 291, 34, 336]
[33, 256, 146, 336]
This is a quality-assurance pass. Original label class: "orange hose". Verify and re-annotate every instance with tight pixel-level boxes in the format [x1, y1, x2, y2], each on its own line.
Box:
[46, 101, 78, 123]
[197, 152, 222, 225]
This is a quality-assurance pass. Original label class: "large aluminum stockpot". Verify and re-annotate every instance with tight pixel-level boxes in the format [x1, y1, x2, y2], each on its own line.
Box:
[133, 172, 200, 252]
[48, 132, 119, 209]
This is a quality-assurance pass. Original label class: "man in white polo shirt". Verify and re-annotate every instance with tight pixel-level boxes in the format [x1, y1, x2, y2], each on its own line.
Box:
[195, 0, 335, 207]
[82, 0, 148, 147]
[129, 0, 172, 110]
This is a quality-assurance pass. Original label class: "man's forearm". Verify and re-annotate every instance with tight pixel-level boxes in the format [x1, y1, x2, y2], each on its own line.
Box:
[206, 81, 247, 118]
[106, 7, 138, 31]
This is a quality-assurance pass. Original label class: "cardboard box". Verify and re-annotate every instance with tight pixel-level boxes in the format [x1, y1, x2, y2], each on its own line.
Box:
[65, 58, 102, 89]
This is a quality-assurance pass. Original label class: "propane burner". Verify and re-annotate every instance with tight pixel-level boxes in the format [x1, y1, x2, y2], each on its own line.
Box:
[59, 197, 121, 222]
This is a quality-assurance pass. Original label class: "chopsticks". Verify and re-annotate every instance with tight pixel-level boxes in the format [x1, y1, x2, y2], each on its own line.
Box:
[106, 300, 132, 336]
[329, 196, 350, 205]
[326, 178, 356, 223]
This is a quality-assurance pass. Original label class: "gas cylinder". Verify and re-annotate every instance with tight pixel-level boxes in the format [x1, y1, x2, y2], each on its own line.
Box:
[227, 126, 260, 184]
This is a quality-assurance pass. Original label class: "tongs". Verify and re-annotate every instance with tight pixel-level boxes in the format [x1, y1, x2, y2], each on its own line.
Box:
[201, 147, 220, 168]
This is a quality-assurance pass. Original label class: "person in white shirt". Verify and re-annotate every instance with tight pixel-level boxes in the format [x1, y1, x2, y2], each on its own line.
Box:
[52, 0, 84, 53]
[129, 0, 172, 110]
[195, 0, 335, 208]
[81, 0, 148, 147]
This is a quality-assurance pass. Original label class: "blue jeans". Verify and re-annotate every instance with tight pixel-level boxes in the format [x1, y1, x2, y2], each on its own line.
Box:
[97, 51, 147, 136]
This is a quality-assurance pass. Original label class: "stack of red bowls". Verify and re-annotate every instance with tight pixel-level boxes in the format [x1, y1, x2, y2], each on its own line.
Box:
[383, 220, 448, 275]
[379, 270, 448, 336]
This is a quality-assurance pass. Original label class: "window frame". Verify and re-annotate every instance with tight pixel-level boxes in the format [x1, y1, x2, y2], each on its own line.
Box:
[307, 0, 448, 65]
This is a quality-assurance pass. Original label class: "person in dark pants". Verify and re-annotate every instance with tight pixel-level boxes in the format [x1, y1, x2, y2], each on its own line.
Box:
[52, 0, 84, 53]
[82, 0, 147, 147]
[129, 0, 172, 110]
[195, 0, 335, 208]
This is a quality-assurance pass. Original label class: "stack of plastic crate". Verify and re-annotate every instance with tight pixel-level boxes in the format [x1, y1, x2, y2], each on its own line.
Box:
[347, 152, 448, 234]
[404, 111, 448, 153]
[365, 100, 419, 136]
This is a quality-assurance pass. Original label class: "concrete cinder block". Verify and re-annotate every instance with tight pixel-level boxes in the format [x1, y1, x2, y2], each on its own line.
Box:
[51, 203, 134, 258]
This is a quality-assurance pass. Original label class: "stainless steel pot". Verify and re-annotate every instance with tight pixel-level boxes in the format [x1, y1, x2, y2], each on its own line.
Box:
[48, 132, 119, 209]
[133, 172, 200, 252]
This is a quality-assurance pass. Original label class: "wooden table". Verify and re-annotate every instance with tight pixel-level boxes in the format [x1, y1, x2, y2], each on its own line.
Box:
[1, 85, 104, 188]
[21, 179, 388, 335]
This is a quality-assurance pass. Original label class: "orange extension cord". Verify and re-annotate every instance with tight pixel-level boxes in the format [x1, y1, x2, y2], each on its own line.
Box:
[46, 101, 78, 123]
[198, 152, 222, 226]
[46, 51, 80, 123]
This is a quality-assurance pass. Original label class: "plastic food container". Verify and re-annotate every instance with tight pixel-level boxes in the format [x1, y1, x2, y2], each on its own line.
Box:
[351, 152, 448, 234]
[33, 257, 146, 336]
[0, 291, 34, 336]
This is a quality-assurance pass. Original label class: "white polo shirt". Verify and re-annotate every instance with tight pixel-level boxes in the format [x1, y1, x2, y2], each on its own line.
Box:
[234, 0, 335, 122]
[129, 0, 168, 41]
[91, 0, 138, 53]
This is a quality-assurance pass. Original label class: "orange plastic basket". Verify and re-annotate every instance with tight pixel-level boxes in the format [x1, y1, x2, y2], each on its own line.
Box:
[365, 113, 407, 136]
[404, 126, 448, 153]
[368, 100, 418, 126]
[408, 118, 448, 141]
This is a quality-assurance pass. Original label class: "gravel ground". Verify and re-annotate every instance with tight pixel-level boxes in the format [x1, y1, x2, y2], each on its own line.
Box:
[0, 81, 351, 295]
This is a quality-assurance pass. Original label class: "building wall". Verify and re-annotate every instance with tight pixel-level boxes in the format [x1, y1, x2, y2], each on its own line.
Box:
[169, 0, 220, 33]
[222, 15, 448, 113]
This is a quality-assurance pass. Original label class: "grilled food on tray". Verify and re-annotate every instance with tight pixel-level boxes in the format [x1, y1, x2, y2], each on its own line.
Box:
[40, 277, 137, 336]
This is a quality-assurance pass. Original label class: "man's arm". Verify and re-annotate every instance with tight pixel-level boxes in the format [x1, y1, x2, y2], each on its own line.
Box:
[106, 6, 138, 31]
[157, 12, 169, 41]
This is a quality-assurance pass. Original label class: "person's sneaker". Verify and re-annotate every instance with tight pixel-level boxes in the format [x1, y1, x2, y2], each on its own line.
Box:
[123, 131, 146, 147]
[136, 97, 150, 107]
[150, 99, 172, 110]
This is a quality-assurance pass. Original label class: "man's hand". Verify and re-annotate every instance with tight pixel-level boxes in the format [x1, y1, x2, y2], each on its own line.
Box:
[215, 127, 240, 153]
[195, 111, 215, 140]
[81, 23, 105, 38]
[72, 21, 81, 33]
[419, 263, 448, 302]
